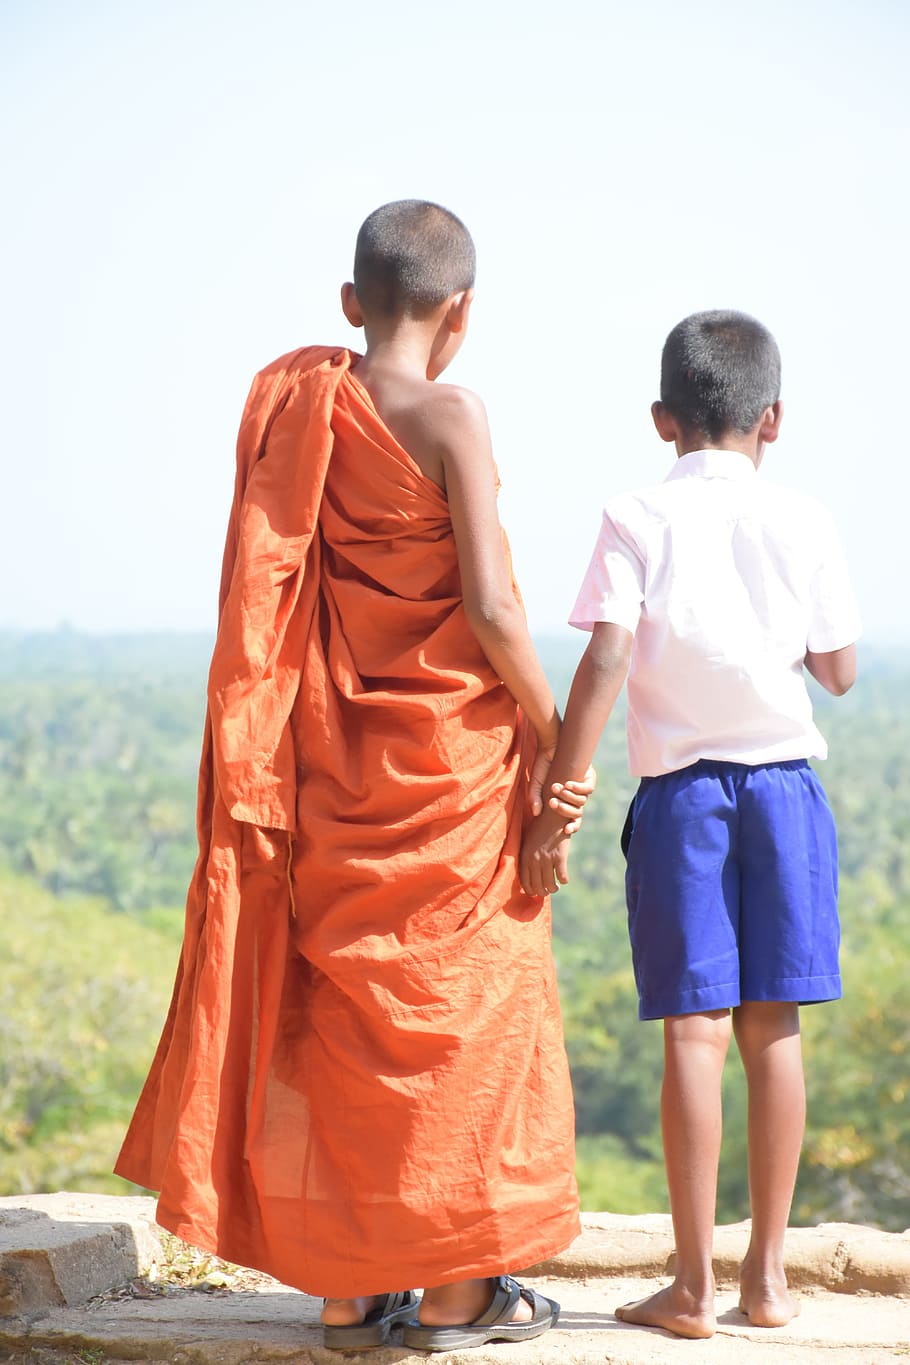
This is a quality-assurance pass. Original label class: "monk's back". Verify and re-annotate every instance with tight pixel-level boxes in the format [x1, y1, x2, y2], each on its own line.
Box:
[324, 370, 495, 687]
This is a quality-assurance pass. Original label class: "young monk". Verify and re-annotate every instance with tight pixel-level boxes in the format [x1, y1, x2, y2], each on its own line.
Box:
[116, 200, 583, 1352]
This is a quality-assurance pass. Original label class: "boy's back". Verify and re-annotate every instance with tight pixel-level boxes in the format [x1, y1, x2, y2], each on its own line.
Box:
[571, 448, 861, 775]
[522, 308, 860, 1342]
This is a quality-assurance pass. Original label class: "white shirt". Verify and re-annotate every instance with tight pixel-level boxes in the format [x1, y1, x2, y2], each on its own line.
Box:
[570, 450, 862, 777]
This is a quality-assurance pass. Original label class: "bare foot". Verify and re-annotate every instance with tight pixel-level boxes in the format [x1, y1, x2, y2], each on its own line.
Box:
[419, 1277, 533, 1327]
[614, 1282, 716, 1339]
[321, 1295, 381, 1326]
[739, 1268, 800, 1327]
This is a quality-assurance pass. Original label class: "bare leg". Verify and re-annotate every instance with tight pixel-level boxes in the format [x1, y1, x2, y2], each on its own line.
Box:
[615, 1010, 732, 1339]
[321, 1296, 382, 1326]
[419, 1278, 533, 1326]
[733, 1000, 804, 1327]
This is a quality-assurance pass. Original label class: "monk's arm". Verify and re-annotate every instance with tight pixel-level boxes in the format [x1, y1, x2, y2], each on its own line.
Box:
[438, 389, 560, 752]
[519, 623, 632, 896]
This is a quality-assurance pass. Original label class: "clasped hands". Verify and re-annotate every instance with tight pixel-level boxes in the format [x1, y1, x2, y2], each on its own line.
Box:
[520, 751, 596, 897]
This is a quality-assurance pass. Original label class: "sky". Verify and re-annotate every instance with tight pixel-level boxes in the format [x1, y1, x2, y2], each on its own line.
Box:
[2, 0, 908, 642]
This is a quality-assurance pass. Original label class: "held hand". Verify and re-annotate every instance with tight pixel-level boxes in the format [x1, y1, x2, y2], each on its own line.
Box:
[519, 812, 572, 897]
[528, 745, 558, 819]
[547, 766, 597, 834]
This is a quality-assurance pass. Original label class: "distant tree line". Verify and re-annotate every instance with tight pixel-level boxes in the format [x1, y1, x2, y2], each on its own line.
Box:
[0, 632, 907, 1229]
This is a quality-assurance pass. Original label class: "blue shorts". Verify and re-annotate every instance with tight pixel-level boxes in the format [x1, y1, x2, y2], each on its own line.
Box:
[623, 759, 841, 1021]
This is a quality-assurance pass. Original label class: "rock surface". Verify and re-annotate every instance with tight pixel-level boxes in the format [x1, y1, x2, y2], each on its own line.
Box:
[0, 1194, 907, 1363]
[0, 1192, 161, 1317]
[523, 1211, 910, 1295]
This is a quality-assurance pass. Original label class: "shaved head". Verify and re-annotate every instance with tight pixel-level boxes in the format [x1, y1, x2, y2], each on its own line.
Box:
[660, 310, 781, 440]
[353, 200, 476, 320]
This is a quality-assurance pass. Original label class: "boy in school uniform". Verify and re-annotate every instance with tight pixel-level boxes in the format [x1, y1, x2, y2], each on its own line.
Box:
[520, 309, 861, 1339]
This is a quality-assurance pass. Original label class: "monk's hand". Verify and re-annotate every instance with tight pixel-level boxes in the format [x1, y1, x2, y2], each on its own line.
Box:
[547, 766, 597, 835]
[528, 744, 558, 819]
[519, 813, 571, 897]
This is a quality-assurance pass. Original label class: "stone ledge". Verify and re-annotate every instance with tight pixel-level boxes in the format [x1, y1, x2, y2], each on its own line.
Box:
[2, 1278, 909, 1364]
[1, 1193, 908, 1365]
[523, 1212, 910, 1296]
[0, 1193, 162, 1317]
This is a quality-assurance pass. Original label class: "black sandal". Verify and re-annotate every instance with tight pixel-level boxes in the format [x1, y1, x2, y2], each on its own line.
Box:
[323, 1289, 420, 1348]
[401, 1275, 559, 1352]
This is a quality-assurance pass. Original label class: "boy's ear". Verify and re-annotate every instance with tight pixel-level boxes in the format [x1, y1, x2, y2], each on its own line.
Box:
[445, 288, 473, 334]
[340, 282, 364, 329]
[651, 401, 679, 444]
[758, 400, 784, 444]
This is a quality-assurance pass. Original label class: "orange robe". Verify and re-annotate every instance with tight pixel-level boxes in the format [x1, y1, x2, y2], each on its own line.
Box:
[115, 346, 579, 1296]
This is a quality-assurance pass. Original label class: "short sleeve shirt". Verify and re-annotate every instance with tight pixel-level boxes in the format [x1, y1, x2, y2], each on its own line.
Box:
[570, 450, 862, 776]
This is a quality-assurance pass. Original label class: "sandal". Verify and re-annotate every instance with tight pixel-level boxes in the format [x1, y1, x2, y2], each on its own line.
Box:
[323, 1289, 420, 1348]
[401, 1274, 559, 1352]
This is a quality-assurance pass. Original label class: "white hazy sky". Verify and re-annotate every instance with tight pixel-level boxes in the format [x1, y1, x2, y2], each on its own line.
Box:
[2, 0, 907, 640]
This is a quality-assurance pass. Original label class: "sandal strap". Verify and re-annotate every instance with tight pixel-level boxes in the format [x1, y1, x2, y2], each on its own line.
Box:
[517, 1284, 553, 1324]
[382, 1291, 408, 1313]
[474, 1274, 522, 1327]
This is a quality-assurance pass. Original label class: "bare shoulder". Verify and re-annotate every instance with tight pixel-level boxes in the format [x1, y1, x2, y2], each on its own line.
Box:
[378, 380, 491, 487]
[418, 386, 494, 494]
[414, 382, 488, 445]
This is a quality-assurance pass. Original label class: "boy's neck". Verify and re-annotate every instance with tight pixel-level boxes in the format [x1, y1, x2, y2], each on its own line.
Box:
[652, 401, 781, 469]
[360, 325, 436, 379]
[675, 432, 764, 468]
[341, 283, 472, 385]
[358, 307, 463, 385]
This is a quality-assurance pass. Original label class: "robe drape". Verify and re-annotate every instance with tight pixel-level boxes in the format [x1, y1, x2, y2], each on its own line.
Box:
[115, 346, 579, 1296]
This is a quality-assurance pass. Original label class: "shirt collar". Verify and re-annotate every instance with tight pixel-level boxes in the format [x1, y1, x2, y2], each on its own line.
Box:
[664, 449, 757, 482]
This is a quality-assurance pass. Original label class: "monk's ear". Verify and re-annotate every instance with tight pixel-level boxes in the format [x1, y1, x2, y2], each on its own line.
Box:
[446, 289, 473, 335]
[341, 282, 364, 329]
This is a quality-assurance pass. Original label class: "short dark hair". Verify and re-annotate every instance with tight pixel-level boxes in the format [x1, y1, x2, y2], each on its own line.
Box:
[660, 310, 781, 440]
[353, 200, 476, 319]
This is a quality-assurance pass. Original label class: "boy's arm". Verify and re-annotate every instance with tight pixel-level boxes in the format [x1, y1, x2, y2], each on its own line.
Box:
[520, 623, 632, 896]
[804, 643, 857, 695]
[435, 387, 561, 753]
[804, 505, 860, 697]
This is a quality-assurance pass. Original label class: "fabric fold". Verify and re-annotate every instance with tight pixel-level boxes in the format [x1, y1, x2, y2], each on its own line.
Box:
[115, 346, 579, 1295]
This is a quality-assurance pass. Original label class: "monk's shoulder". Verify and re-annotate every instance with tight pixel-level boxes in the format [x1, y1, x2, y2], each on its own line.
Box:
[255, 344, 339, 382]
[416, 382, 489, 454]
[423, 381, 486, 419]
[360, 375, 491, 482]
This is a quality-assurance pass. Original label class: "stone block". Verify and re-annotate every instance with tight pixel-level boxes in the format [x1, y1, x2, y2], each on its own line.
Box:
[0, 1192, 162, 1316]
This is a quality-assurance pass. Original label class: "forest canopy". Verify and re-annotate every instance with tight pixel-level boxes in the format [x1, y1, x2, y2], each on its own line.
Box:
[0, 631, 907, 1230]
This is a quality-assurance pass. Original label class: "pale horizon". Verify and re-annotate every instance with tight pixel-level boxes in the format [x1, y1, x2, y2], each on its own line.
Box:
[2, 0, 907, 643]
